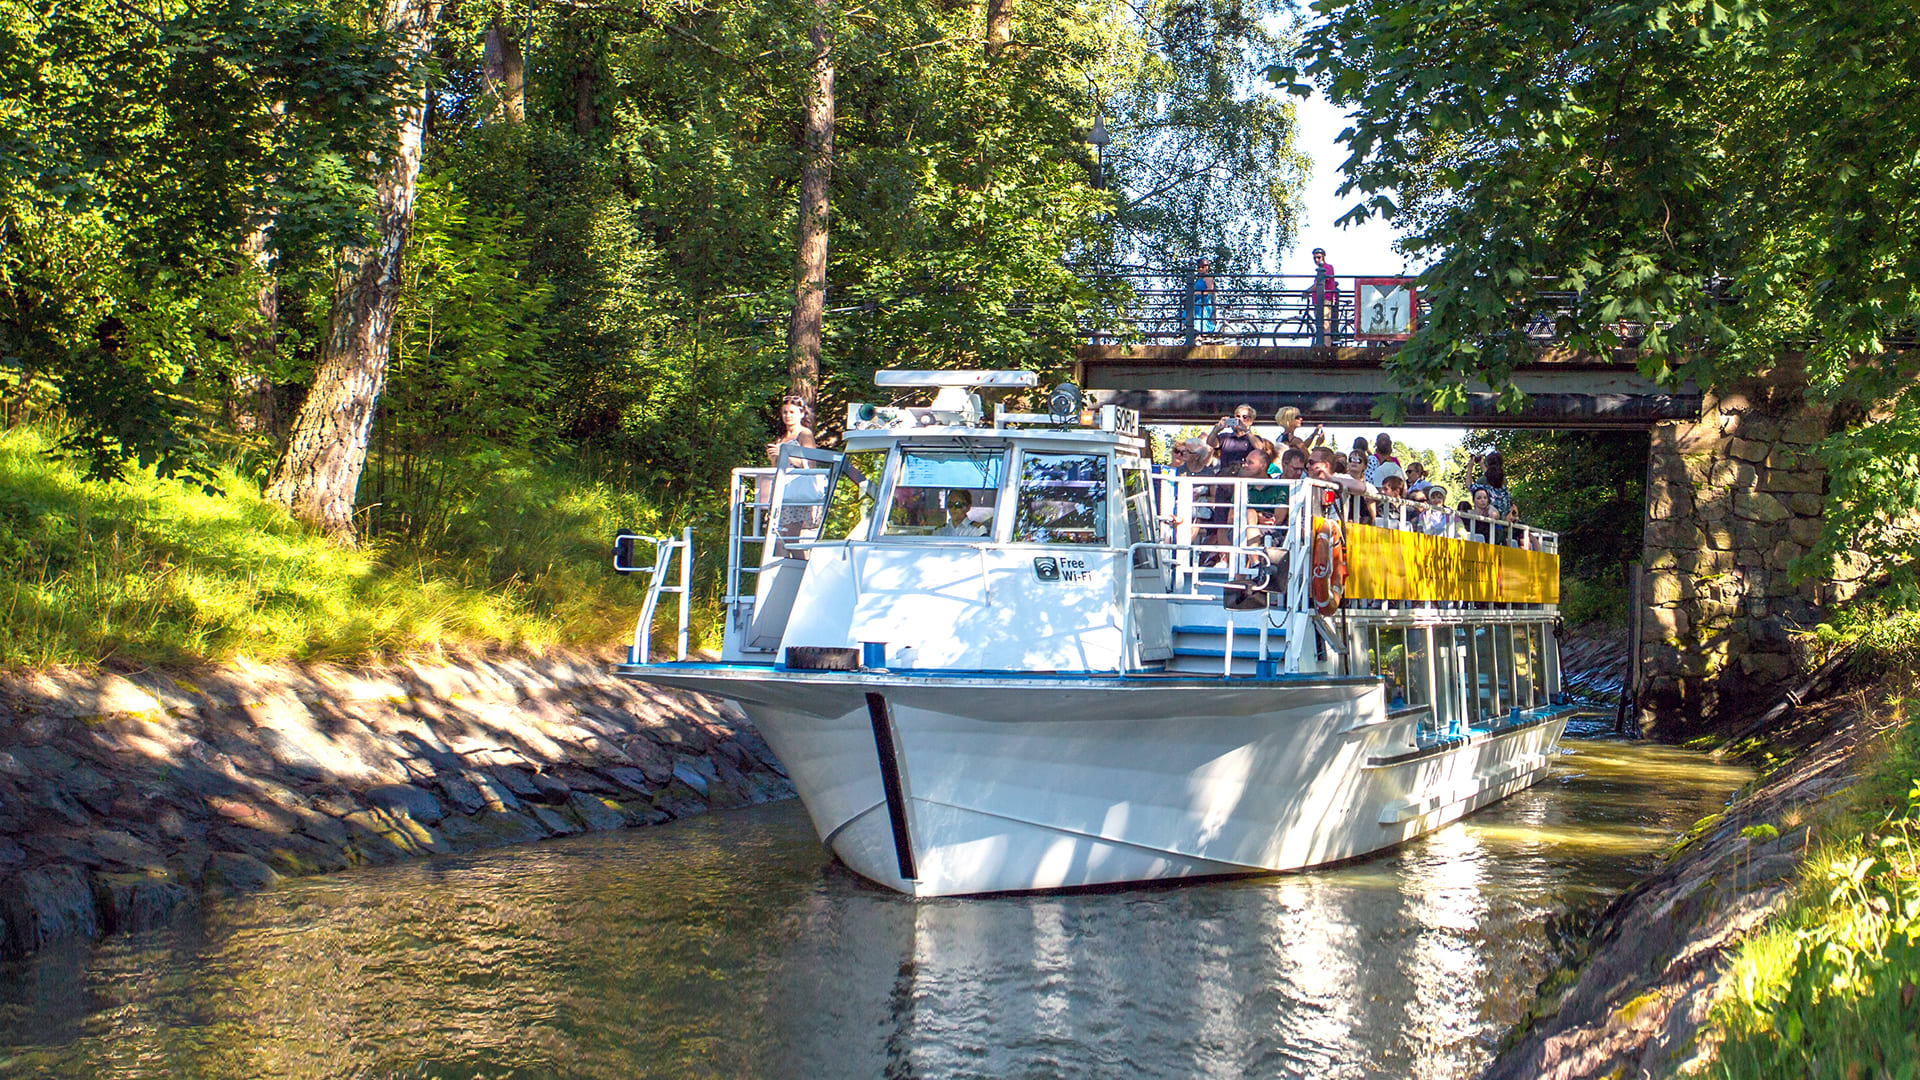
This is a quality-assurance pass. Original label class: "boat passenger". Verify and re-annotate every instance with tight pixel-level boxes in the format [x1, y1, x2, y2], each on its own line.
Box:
[1346, 446, 1370, 482]
[1249, 446, 1308, 532]
[1405, 460, 1431, 495]
[1272, 406, 1324, 453]
[766, 394, 818, 464]
[1241, 445, 1285, 531]
[1470, 451, 1513, 518]
[932, 489, 988, 537]
[1175, 437, 1217, 477]
[1175, 437, 1229, 558]
[1372, 465, 1410, 529]
[1308, 447, 1367, 502]
[1366, 433, 1398, 486]
[1468, 488, 1497, 543]
[1421, 485, 1451, 536]
[1207, 405, 1259, 473]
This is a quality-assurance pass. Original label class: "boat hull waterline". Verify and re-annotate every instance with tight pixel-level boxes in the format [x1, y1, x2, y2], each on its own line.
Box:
[620, 663, 1570, 897]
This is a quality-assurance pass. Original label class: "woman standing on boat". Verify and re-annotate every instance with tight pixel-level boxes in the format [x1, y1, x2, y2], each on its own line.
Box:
[767, 395, 818, 464]
[1471, 451, 1514, 545]
[1208, 404, 1259, 473]
[763, 396, 820, 552]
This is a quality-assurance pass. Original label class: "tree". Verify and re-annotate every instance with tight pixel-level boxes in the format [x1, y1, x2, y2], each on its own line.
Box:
[787, 0, 835, 405]
[1097, 0, 1311, 272]
[266, 0, 444, 540]
[0, 0, 401, 485]
[1288, 0, 1920, 580]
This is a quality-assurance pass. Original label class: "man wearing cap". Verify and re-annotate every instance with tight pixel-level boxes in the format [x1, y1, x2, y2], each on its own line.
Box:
[1303, 247, 1338, 347]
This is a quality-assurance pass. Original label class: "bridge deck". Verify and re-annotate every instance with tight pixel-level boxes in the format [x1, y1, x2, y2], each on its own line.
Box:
[1076, 344, 1702, 429]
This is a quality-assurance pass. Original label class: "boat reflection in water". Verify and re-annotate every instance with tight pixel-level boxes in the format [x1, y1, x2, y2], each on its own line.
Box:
[0, 740, 1745, 1080]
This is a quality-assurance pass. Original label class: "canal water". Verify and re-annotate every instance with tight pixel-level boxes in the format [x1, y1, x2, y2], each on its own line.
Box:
[0, 739, 1749, 1080]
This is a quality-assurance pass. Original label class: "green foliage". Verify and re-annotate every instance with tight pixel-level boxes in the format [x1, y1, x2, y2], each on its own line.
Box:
[1803, 384, 1920, 591]
[1289, 0, 1920, 581]
[0, 422, 683, 668]
[1712, 696, 1920, 1078]
[0, 0, 405, 484]
[1096, 0, 1311, 270]
[1813, 590, 1920, 671]
[4, 0, 1315, 665]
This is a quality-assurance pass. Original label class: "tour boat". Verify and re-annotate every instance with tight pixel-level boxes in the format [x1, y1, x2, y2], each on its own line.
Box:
[611, 370, 1575, 897]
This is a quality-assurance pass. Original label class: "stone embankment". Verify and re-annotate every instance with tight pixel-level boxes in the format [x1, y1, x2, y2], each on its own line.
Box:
[1479, 691, 1865, 1079]
[0, 652, 794, 958]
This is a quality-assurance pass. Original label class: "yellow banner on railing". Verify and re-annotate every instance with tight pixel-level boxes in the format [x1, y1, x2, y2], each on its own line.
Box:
[1340, 521, 1560, 604]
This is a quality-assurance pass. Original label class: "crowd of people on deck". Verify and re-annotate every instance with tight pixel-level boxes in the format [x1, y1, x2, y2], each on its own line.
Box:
[1167, 404, 1536, 550]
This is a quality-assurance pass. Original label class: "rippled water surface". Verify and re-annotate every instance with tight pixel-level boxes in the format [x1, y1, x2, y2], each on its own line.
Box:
[0, 740, 1749, 1080]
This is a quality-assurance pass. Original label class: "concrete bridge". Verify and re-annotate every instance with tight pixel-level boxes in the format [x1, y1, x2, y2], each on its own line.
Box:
[1076, 270, 1866, 737]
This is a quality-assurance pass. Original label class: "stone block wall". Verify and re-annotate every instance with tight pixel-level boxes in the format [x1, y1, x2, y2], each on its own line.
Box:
[1638, 375, 1870, 736]
[0, 652, 795, 958]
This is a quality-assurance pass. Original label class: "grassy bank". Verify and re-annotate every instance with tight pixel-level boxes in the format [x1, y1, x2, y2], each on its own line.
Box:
[0, 424, 712, 669]
[1707, 602, 1920, 1077]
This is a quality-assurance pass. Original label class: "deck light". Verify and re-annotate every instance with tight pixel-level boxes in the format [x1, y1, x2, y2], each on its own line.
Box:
[1047, 381, 1083, 423]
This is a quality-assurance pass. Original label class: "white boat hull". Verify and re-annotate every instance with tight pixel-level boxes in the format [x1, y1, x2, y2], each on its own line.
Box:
[620, 664, 1568, 897]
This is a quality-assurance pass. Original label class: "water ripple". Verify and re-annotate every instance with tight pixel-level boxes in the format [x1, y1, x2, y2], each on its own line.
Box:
[0, 741, 1747, 1080]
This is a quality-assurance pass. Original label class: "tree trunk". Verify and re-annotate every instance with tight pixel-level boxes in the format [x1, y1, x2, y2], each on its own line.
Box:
[482, 17, 524, 124]
[228, 218, 278, 436]
[985, 0, 1012, 59]
[573, 31, 598, 136]
[265, 0, 442, 542]
[787, 1, 834, 405]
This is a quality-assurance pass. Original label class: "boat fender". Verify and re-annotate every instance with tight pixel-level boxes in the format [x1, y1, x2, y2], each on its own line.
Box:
[1311, 518, 1347, 616]
[785, 646, 862, 671]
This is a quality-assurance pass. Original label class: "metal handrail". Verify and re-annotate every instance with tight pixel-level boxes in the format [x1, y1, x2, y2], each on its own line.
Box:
[621, 527, 693, 664]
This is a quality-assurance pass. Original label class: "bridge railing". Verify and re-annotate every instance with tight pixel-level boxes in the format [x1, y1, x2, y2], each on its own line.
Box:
[1082, 268, 1642, 350]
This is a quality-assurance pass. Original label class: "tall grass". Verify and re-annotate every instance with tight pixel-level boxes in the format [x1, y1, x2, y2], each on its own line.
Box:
[0, 424, 712, 669]
[1709, 667, 1920, 1077]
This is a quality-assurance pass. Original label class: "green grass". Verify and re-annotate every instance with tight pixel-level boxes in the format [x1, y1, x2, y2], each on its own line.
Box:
[0, 423, 714, 669]
[1708, 684, 1920, 1078]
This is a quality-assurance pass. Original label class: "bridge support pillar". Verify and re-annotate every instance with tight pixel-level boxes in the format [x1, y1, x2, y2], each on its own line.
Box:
[1636, 375, 1867, 737]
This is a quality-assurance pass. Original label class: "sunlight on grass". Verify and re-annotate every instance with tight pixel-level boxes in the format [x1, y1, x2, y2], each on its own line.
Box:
[1708, 690, 1920, 1078]
[0, 425, 693, 669]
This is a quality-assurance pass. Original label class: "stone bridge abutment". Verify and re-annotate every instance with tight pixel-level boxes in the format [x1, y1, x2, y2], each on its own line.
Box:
[1636, 373, 1868, 737]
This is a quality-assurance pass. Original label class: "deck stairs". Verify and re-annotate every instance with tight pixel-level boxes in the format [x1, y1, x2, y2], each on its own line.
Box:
[1164, 596, 1288, 675]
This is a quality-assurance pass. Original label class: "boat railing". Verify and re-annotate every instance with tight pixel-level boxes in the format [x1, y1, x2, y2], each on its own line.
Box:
[1344, 487, 1560, 553]
[617, 527, 693, 664]
[725, 467, 777, 635]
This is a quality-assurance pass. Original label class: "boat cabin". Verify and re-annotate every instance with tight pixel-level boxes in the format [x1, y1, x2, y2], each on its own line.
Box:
[619, 370, 1568, 741]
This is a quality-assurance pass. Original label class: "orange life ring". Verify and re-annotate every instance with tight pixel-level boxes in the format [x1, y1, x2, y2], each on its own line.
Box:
[1310, 517, 1347, 616]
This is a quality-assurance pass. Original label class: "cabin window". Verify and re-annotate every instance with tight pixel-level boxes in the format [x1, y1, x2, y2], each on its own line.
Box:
[1370, 627, 1410, 708]
[1011, 452, 1109, 545]
[880, 449, 1006, 538]
[1121, 464, 1157, 566]
[823, 450, 886, 540]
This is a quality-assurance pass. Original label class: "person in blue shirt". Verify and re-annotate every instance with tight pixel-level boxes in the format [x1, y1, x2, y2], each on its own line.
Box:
[1191, 258, 1217, 334]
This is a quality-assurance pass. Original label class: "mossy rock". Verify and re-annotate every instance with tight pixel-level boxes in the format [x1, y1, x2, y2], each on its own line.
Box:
[439, 809, 551, 849]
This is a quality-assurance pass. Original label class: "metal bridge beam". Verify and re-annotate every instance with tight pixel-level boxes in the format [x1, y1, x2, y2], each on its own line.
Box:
[1076, 348, 1702, 429]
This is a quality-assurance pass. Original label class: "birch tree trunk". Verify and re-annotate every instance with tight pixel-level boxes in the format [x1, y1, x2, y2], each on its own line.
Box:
[787, 0, 834, 405]
[265, 0, 442, 542]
